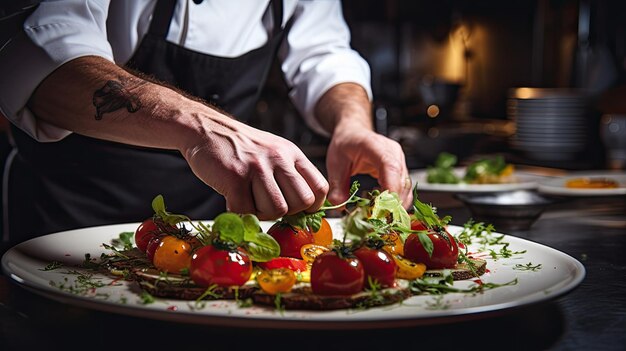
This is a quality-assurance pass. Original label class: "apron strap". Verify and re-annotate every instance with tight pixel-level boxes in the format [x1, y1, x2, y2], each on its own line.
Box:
[148, 0, 284, 39]
[271, 0, 284, 37]
[148, 0, 177, 38]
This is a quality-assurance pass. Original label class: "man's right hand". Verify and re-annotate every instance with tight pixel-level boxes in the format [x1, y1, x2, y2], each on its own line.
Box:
[178, 106, 329, 220]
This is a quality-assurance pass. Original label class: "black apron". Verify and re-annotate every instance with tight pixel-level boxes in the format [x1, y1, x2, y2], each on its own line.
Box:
[5, 0, 289, 244]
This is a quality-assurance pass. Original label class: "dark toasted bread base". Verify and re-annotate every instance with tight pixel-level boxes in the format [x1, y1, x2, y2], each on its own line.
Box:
[105, 250, 487, 310]
[252, 285, 411, 310]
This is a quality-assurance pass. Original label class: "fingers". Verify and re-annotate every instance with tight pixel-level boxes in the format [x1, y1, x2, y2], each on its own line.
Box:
[377, 157, 413, 209]
[326, 131, 413, 209]
[293, 159, 329, 212]
[251, 173, 288, 220]
[325, 152, 352, 206]
[225, 157, 328, 220]
[224, 183, 257, 215]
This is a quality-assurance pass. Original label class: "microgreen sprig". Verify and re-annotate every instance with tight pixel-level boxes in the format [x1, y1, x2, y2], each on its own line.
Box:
[281, 181, 362, 232]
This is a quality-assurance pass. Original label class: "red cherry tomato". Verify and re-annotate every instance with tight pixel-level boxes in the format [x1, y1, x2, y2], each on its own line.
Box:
[310, 251, 364, 296]
[257, 257, 308, 272]
[404, 228, 459, 269]
[410, 220, 429, 231]
[354, 247, 397, 288]
[145, 235, 164, 262]
[190, 246, 252, 287]
[267, 222, 314, 259]
[135, 219, 160, 252]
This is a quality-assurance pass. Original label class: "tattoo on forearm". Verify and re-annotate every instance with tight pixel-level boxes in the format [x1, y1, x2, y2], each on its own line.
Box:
[92, 79, 143, 120]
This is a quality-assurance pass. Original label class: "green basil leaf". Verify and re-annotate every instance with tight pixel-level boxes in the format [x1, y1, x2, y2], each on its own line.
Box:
[417, 232, 434, 257]
[150, 194, 190, 226]
[242, 214, 262, 241]
[243, 232, 281, 262]
[213, 213, 244, 244]
[151, 195, 166, 215]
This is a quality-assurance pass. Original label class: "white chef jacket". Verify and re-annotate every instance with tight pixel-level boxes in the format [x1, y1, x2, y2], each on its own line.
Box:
[0, 0, 372, 142]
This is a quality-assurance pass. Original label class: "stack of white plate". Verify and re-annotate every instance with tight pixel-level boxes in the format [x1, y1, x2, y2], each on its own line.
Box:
[508, 88, 588, 161]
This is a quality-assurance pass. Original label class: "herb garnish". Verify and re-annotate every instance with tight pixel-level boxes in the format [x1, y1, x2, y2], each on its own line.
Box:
[425, 295, 451, 310]
[513, 262, 543, 271]
[193, 284, 223, 309]
[139, 291, 156, 304]
[410, 273, 518, 295]
[40, 261, 63, 271]
[274, 293, 285, 314]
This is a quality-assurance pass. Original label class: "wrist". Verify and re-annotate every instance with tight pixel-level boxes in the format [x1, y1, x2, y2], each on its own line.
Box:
[315, 83, 374, 135]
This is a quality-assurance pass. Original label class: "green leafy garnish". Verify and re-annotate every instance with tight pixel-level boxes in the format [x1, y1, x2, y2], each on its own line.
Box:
[40, 261, 63, 271]
[151, 195, 191, 226]
[111, 231, 134, 251]
[426, 152, 460, 184]
[369, 190, 411, 230]
[513, 262, 543, 271]
[212, 212, 245, 244]
[242, 231, 281, 262]
[464, 155, 507, 182]
[139, 291, 156, 304]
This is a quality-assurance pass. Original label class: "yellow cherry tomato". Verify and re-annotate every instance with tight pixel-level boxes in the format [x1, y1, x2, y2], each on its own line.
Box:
[256, 268, 297, 294]
[392, 254, 426, 280]
[153, 235, 193, 274]
[381, 232, 404, 256]
[300, 243, 329, 264]
[311, 218, 333, 247]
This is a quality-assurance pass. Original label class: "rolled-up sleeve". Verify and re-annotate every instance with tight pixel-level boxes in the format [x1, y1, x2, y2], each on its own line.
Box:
[280, 0, 372, 137]
[0, 0, 113, 142]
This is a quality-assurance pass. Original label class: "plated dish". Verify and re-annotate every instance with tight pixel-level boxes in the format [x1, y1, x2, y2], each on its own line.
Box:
[537, 171, 626, 197]
[2, 219, 585, 329]
[411, 168, 544, 193]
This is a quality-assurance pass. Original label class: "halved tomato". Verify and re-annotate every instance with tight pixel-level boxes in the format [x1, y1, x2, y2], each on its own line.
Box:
[257, 257, 308, 272]
[256, 268, 297, 294]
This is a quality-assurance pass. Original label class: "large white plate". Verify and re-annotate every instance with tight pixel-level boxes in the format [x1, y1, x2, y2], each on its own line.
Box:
[410, 167, 544, 193]
[1, 219, 584, 329]
[537, 171, 626, 196]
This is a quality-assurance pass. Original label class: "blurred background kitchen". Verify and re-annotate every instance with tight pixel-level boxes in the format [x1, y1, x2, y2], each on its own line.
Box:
[1, 0, 626, 178]
[248, 0, 626, 174]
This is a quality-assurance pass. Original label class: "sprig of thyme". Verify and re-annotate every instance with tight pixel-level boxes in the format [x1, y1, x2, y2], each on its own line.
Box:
[513, 262, 543, 271]
[40, 261, 63, 271]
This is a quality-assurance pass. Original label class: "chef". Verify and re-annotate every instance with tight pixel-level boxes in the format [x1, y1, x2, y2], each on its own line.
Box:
[0, 0, 411, 244]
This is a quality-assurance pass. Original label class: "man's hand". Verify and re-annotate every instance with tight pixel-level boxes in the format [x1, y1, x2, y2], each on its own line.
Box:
[326, 127, 412, 208]
[179, 111, 329, 220]
[315, 83, 412, 208]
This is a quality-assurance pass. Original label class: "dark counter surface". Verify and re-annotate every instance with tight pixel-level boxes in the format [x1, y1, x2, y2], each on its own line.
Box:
[1, 195, 625, 351]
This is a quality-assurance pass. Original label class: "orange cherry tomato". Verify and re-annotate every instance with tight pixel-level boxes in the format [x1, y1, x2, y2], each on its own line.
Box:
[153, 236, 193, 274]
[311, 218, 333, 247]
[256, 268, 297, 294]
[300, 243, 330, 264]
[392, 254, 426, 280]
[381, 231, 404, 256]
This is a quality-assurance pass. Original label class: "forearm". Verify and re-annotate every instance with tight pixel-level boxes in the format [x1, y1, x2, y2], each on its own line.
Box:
[27, 55, 223, 152]
[314, 82, 373, 136]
